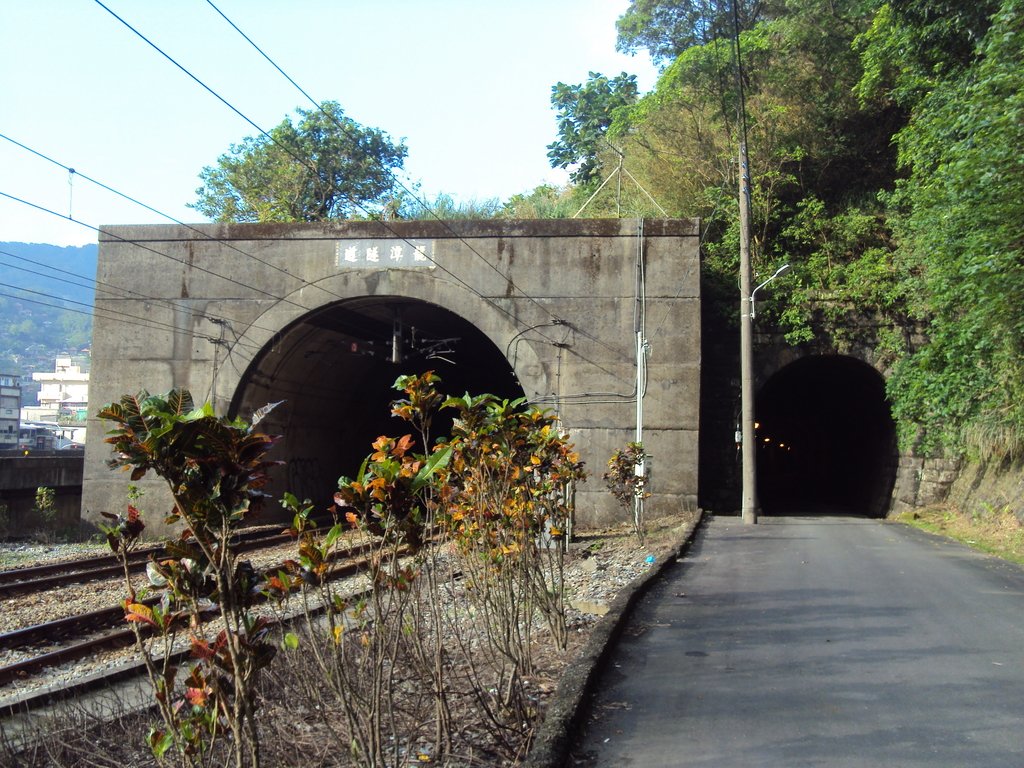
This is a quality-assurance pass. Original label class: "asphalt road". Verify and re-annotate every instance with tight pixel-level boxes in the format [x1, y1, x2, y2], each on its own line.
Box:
[573, 515, 1024, 767]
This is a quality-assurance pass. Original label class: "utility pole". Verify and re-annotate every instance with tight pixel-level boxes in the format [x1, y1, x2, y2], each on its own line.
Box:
[733, 0, 757, 524]
[739, 138, 757, 525]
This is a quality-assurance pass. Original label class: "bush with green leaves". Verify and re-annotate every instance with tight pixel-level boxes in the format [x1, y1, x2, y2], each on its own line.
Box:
[604, 442, 651, 543]
[280, 372, 585, 765]
[99, 389, 280, 768]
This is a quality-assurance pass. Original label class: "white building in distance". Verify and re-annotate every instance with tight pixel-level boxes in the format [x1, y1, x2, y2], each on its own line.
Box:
[21, 358, 90, 447]
[0, 374, 20, 449]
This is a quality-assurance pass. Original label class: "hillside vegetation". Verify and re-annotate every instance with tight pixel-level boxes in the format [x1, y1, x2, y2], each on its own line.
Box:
[533, 0, 1022, 461]
[0, 241, 95, 387]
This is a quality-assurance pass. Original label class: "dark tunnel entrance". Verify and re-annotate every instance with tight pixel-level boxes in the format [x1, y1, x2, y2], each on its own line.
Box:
[230, 296, 525, 518]
[755, 355, 897, 517]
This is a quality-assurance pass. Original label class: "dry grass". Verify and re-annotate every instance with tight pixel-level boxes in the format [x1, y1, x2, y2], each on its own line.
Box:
[0, 696, 158, 768]
[895, 503, 1024, 564]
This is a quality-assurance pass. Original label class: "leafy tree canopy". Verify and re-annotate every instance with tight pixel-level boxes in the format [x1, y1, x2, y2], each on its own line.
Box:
[615, 0, 774, 64]
[855, 0, 1000, 108]
[190, 101, 407, 222]
[528, 0, 1022, 460]
[547, 72, 639, 185]
[886, 0, 1024, 455]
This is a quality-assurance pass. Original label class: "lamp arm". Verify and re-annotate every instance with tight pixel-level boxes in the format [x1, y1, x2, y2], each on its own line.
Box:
[748, 264, 790, 320]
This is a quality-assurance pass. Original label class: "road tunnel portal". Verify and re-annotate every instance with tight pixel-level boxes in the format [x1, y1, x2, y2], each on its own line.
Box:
[83, 219, 701, 536]
[755, 355, 897, 517]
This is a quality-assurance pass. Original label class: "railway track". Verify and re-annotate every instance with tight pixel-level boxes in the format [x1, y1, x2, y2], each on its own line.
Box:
[0, 525, 311, 598]
[0, 524, 680, 768]
[0, 524, 375, 703]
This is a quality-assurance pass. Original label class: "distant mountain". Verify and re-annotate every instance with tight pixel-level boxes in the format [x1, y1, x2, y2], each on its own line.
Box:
[0, 242, 97, 304]
[0, 242, 97, 401]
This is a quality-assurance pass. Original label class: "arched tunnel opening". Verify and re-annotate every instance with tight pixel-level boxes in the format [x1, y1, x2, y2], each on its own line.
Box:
[230, 296, 525, 519]
[755, 355, 897, 517]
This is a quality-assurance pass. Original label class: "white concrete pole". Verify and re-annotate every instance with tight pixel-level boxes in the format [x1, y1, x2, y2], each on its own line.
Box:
[739, 138, 758, 525]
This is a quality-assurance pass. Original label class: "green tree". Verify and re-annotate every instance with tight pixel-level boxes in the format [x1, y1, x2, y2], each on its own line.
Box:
[547, 72, 639, 185]
[577, 0, 1021, 464]
[855, 0, 1000, 109]
[190, 101, 407, 222]
[606, 0, 910, 340]
[615, 0, 773, 64]
[886, 0, 1024, 455]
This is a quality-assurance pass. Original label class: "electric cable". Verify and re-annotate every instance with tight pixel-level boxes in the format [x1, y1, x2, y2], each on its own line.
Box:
[0, 246, 267, 352]
[0, 246, 148, 300]
[200, 0, 642, 370]
[203, 0, 579, 337]
[92, 0, 567, 356]
[6, 2, 650, 393]
[0, 192, 364, 358]
[0, 141, 512, 359]
[1, 129, 584, 379]
[0, 131, 352, 305]
[0, 189, 317, 317]
[0, 284, 228, 346]
[0, 251, 97, 295]
[92, 0, 307, 177]
[0, 250, 269, 352]
[0, 262, 265, 348]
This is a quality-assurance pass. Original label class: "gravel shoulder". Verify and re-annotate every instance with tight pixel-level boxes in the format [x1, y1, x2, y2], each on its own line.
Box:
[0, 509, 703, 766]
[525, 510, 703, 767]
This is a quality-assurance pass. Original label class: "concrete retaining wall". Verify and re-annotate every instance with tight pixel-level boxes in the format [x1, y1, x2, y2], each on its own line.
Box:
[0, 455, 84, 536]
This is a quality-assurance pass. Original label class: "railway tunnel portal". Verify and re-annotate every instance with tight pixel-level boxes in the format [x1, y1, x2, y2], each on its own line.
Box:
[83, 219, 701, 536]
[230, 295, 526, 513]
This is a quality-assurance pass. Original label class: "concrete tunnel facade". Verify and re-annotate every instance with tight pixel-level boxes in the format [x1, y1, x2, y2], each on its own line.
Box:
[82, 219, 701, 536]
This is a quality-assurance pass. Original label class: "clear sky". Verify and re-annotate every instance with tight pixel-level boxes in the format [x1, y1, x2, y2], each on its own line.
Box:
[0, 1, 658, 247]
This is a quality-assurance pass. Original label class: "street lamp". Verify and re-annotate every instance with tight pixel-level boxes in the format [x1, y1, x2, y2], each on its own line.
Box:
[749, 264, 790, 319]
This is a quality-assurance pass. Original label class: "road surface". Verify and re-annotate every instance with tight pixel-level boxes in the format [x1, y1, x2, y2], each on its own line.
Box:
[573, 515, 1024, 766]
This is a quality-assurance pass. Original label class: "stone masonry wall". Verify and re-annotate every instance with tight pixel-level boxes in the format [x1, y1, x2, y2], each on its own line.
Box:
[888, 455, 963, 516]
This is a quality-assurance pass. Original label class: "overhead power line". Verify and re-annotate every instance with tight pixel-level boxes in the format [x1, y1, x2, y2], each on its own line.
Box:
[92, 0, 577, 355]
[200, 0, 639, 365]
[0, 247, 262, 352]
[0, 281, 233, 347]
[0, 131, 356, 308]
[92, 2, 525, 321]
[2, 3, 642, 382]
[0, 190, 346, 355]
[202, 1, 572, 332]
[0, 189, 311, 314]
